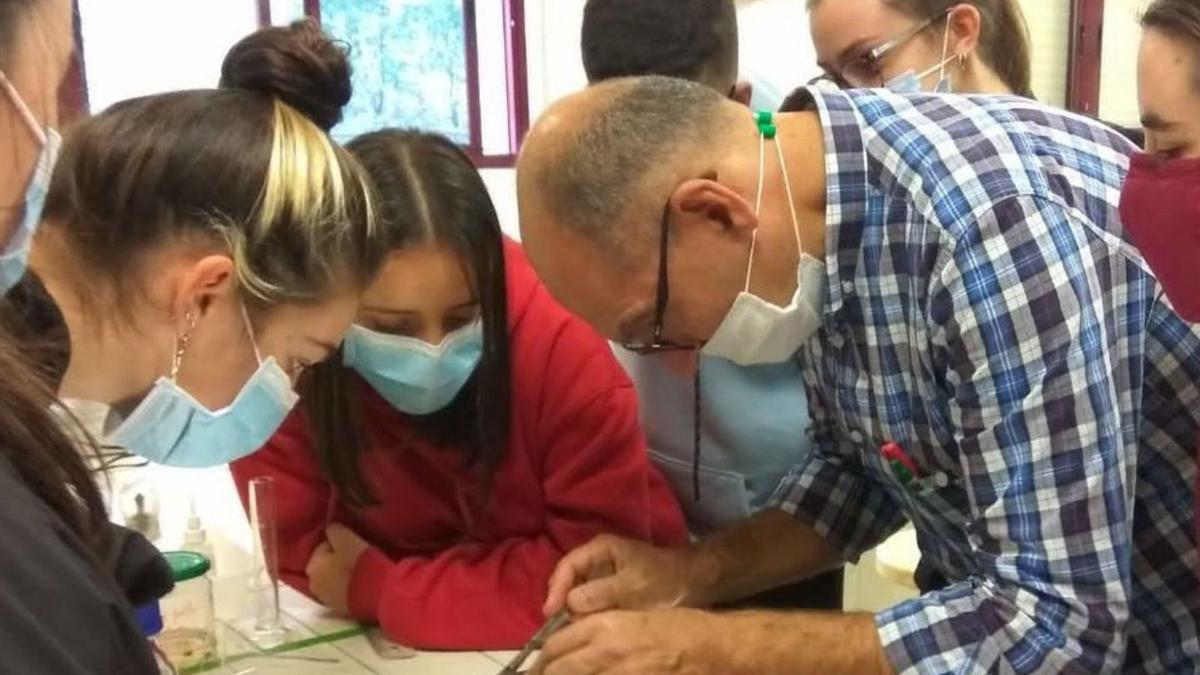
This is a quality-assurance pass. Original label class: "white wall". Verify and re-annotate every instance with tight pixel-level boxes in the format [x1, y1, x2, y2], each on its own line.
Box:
[481, 168, 521, 238]
[1100, 0, 1150, 126]
[78, 0, 259, 112]
[1021, 0, 1071, 108]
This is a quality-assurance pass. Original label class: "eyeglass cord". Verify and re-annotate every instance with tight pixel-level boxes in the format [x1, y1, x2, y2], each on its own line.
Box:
[693, 361, 702, 502]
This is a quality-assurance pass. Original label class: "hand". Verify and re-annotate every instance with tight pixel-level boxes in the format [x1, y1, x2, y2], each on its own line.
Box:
[543, 535, 711, 617]
[305, 524, 371, 614]
[531, 608, 733, 675]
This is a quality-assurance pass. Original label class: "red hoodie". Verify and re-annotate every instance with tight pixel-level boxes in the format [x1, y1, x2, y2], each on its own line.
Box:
[231, 239, 687, 650]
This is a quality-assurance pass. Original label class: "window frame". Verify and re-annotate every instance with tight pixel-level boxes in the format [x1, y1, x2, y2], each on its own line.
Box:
[285, 0, 530, 168]
[1066, 0, 1104, 116]
[62, 0, 529, 168]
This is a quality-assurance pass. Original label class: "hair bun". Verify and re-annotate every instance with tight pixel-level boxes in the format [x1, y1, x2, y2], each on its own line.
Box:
[220, 18, 352, 132]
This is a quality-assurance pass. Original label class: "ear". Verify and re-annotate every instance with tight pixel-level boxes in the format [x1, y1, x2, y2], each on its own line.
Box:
[729, 81, 754, 107]
[947, 4, 982, 56]
[169, 255, 238, 328]
[668, 177, 758, 240]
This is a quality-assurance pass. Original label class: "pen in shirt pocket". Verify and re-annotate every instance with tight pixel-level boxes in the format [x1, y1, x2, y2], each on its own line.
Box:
[881, 441, 949, 493]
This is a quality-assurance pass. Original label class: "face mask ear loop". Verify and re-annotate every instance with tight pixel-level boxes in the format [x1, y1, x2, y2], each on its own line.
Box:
[913, 14, 959, 86]
[744, 129, 768, 293]
[0, 69, 47, 146]
[939, 12, 952, 83]
[773, 131, 804, 260]
[172, 312, 199, 381]
[239, 303, 265, 365]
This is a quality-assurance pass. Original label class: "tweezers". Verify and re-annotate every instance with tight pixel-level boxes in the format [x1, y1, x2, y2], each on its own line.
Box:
[497, 609, 571, 674]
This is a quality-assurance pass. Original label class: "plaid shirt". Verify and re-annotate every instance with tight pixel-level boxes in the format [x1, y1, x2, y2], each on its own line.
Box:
[771, 89, 1200, 673]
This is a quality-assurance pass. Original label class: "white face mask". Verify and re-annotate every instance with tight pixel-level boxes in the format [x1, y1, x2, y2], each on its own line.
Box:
[701, 117, 825, 366]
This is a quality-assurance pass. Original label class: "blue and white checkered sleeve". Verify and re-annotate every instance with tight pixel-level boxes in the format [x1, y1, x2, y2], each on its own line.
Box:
[769, 387, 906, 564]
[877, 195, 1135, 674]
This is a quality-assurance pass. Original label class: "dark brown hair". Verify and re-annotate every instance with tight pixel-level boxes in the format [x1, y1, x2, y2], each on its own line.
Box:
[42, 21, 382, 314]
[0, 321, 110, 556]
[809, 0, 1033, 97]
[1143, 0, 1200, 90]
[302, 130, 512, 508]
[221, 19, 352, 132]
[581, 0, 739, 88]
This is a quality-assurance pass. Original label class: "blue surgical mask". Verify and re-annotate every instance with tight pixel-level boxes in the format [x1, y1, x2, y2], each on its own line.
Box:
[0, 70, 60, 293]
[344, 320, 483, 415]
[106, 306, 300, 467]
[885, 20, 958, 94]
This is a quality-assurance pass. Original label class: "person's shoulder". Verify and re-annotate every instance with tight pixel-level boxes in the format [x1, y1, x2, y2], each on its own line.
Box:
[0, 455, 157, 674]
[0, 454, 59, 532]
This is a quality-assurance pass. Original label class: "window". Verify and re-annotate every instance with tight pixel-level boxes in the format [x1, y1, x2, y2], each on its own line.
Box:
[271, 0, 529, 166]
[319, 0, 472, 144]
[68, 0, 529, 167]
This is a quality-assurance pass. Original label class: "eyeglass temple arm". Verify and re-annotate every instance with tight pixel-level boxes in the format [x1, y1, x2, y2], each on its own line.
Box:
[867, 14, 940, 60]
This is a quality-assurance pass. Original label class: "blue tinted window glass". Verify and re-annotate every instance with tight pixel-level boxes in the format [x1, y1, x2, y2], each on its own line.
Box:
[322, 0, 469, 143]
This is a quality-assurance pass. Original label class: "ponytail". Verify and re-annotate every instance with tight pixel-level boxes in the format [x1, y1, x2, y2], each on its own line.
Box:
[987, 0, 1034, 97]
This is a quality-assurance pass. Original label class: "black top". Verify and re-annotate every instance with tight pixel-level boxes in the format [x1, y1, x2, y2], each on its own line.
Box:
[0, 455, 164, 674]
[1, 273, 171, 673]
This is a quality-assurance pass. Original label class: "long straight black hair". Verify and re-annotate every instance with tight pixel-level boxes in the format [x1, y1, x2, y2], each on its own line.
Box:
[300, 130, 512, 507]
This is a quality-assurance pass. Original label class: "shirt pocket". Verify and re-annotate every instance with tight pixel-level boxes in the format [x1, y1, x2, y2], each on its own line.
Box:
[649, 449, 751, 536]
[856, 437, 977, 575]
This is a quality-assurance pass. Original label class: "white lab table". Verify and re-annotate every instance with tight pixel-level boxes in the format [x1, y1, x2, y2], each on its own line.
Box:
[194, 585, 525, 674]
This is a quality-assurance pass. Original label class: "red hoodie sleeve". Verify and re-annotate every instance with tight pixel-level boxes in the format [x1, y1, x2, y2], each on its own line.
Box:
[347, 339, 687, 650]
[229, 411, 331, 599]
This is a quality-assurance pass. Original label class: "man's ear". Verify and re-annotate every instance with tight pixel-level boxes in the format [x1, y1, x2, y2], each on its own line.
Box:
[168, 255, 237, 330]
[729, 81, 754, 107]
[669, 176, 757, 239]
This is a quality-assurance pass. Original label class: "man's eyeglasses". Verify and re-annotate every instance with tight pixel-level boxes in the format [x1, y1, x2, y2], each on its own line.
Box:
[619, 202, 695, 355]
[815, 12, 946, 89]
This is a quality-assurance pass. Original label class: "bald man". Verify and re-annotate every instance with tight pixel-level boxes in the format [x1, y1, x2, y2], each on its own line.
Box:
[580, 1, 845, 616]
[518, 78, 1200, 674]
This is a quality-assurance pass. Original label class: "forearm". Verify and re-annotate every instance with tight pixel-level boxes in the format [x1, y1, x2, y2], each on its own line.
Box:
[353, 538, 563, 649]
[721, 610, 893, 675]
[690, 508, 842, 606]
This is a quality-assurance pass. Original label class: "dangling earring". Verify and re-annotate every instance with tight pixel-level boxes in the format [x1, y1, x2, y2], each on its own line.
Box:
[171, 312, 199, 379]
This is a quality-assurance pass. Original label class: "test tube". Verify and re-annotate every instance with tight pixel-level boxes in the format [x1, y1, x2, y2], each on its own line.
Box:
[247, 476, 284, 643]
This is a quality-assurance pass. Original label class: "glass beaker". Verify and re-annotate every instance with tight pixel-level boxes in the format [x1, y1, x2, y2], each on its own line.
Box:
[158, 551, 216, 669]
[246, 476, 289, 647]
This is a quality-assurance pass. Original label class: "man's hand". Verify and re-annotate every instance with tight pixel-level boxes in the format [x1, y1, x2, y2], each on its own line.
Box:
[543, 535, 714, 617]
[530, 608, 735, 675]
[305, 524, 371, 614]
[531, 609, 894, 675]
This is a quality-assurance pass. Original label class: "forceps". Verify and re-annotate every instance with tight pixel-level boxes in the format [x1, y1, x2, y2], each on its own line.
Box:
[498, 609, 571, 674]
